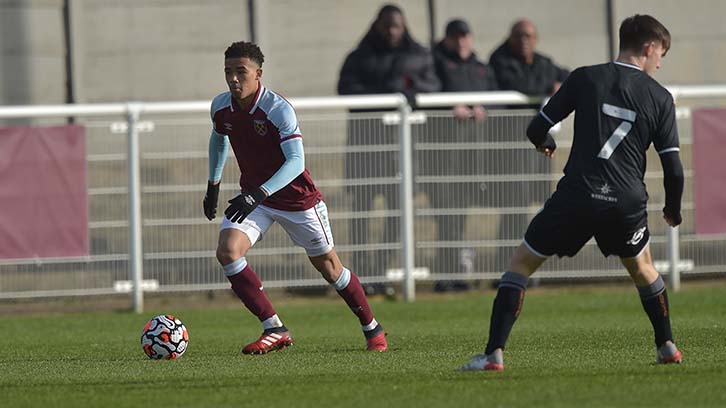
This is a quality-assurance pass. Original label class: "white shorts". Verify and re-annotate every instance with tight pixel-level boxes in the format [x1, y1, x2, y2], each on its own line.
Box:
[220, 200, 334, 257]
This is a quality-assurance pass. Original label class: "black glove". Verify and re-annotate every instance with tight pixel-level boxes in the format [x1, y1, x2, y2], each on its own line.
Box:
[225, 188, 267, 223]
[663, 207, 682, 226]
[203, 181, 220, 220]
[538, 133, 557, 152]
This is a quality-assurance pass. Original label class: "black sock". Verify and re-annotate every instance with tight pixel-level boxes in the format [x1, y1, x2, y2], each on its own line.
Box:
[637, 275, 673, 347]
[485, 271, 528, 355]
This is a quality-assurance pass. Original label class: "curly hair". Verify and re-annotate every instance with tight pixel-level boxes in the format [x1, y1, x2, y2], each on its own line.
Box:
[224, 41, 265, 66]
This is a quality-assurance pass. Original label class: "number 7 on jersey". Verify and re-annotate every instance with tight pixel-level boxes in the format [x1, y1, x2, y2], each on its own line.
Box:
[598, 103, 637, 159]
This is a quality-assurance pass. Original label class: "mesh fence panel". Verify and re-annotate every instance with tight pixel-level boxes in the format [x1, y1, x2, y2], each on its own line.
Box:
[0, 105, 723, 299]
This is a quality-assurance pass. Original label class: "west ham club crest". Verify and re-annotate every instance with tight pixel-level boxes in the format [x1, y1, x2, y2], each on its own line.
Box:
[253, 120, 268, 136]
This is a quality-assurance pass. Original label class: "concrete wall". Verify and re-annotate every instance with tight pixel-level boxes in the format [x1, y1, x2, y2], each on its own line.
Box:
[1, 0, 725, 105]
[0, 0, 65, 106]
[613, 0, 726, 85]
[71, 0, 249, 103]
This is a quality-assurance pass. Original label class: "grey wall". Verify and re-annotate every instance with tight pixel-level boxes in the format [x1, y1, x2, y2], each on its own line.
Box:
[71, 0, 249, 103]
[613, 0, 726, 85]
[0, 0, 65, 106]
[1, 0, 724, 105]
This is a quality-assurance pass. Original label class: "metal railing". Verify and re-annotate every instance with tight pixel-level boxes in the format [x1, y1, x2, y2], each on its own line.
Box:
[0, 88, 724, 311]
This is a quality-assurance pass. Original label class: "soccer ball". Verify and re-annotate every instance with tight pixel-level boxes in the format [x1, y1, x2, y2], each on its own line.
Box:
[141, 314, 189, 359]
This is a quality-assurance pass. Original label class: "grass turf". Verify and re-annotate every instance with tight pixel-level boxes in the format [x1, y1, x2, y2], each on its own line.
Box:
[1, 284, 725, 407]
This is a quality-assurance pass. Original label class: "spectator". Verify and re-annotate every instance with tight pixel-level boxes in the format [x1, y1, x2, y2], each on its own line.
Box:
[425, 18, 497, 292]
[337, 4, 439, 285]
[489, 19, 569, 96]
[489, 19, 568, 273]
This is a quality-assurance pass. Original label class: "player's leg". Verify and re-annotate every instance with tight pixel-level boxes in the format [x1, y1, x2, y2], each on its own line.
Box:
[217, 211, 293, 354]
[276, 200, 387, 352]
[460, 191, 592, 371]
[309, 249, 387, 352]
[459, 243, 546, 371]
[620, 245, 682, 364]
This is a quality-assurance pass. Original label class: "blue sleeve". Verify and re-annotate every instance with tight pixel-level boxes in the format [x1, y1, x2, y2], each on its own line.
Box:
[260, 138, 305, 195]
[208, 129, 229, 182]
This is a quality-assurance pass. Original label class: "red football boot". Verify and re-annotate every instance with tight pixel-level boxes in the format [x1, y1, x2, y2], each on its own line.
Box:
[656, 341, 683, 364]
[241, 329, 294, 355]
[366, 329, 388, 352]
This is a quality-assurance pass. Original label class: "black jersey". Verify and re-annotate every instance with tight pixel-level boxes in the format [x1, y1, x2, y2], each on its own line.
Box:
[539, 61, 679, 209]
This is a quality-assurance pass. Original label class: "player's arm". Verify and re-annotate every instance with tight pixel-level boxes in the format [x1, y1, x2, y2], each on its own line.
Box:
[654, 97, 683, 227]
[526, 68, 579, 156]
[203, 128, 229, 220]
[659, 151, 684, 227]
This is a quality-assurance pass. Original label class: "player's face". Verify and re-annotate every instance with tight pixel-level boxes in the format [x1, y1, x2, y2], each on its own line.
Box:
[224, 57, 262, 101]
[643, 42, 666, 76]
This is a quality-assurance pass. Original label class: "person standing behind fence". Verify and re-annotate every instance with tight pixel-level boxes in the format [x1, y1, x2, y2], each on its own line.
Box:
[489, 19, 570, 272]
[202, 41, 388, 354]
[337, 4, 440, 284]
[489, 19, 569, 97]
[459, 14, 683, 371]
[426, 19, 497, 292]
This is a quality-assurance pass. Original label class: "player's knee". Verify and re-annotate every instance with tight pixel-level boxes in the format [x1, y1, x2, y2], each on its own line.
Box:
[508, 245, 544, 277]
[216, 243, 240, 265]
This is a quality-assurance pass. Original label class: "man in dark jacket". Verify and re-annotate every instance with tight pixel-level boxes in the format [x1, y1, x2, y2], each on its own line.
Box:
[337, 4, 440, 287]
[489, 19, 569, 96]
[425, 19, 498, 291]
[489, 19, 568, 274]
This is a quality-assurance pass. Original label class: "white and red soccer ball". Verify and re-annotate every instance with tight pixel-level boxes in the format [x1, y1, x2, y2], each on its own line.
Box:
[141, 314, 189, 359]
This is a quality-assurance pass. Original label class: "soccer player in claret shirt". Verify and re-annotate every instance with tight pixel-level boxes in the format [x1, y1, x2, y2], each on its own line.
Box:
[202, 41, 387, 354]
[459, 15, 684, 371]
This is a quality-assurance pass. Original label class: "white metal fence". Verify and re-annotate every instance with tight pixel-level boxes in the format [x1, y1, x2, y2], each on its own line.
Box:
[0, 89, 724, 311]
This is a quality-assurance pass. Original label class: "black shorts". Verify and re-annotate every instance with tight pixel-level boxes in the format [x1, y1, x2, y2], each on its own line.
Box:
[524, 188, 649, 258]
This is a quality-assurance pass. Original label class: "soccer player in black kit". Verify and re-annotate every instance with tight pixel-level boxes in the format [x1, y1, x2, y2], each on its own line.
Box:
[459, 15, 684, 371]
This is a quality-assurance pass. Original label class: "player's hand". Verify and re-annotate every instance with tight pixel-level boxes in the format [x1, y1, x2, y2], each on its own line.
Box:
[203, 181, 220, 220]
[663, 208, 682, 227]
[225, 188, 267, 223]
[537, 133, 557, 158]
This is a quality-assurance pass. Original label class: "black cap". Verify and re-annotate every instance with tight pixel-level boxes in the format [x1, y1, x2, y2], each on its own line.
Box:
[445, 19, 471, 37]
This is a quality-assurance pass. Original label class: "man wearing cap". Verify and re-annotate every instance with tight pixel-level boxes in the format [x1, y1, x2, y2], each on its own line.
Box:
[423, 18, 498, 291]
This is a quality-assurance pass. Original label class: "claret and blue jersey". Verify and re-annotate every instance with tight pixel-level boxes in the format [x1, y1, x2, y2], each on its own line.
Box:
[210, 82, 322, 211]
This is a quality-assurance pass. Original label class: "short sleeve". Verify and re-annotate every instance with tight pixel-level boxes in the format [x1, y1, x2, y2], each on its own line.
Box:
[653, 95, 680, 154]
[268, 101, 302, 143]
[541, 67, 580, 124]
[210, 92, 231, 135]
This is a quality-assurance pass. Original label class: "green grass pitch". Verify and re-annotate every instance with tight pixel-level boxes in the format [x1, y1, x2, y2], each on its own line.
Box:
[1, 283, 725, 407]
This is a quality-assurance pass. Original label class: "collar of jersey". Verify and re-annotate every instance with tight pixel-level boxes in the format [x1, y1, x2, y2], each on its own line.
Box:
[613, 61, 642, 71]
[229, 81, 265, 114]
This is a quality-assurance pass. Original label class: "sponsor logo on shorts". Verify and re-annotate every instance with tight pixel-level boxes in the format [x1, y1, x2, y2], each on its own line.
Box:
[591, 182, 618, 202]
[626, 226, 647, 246]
